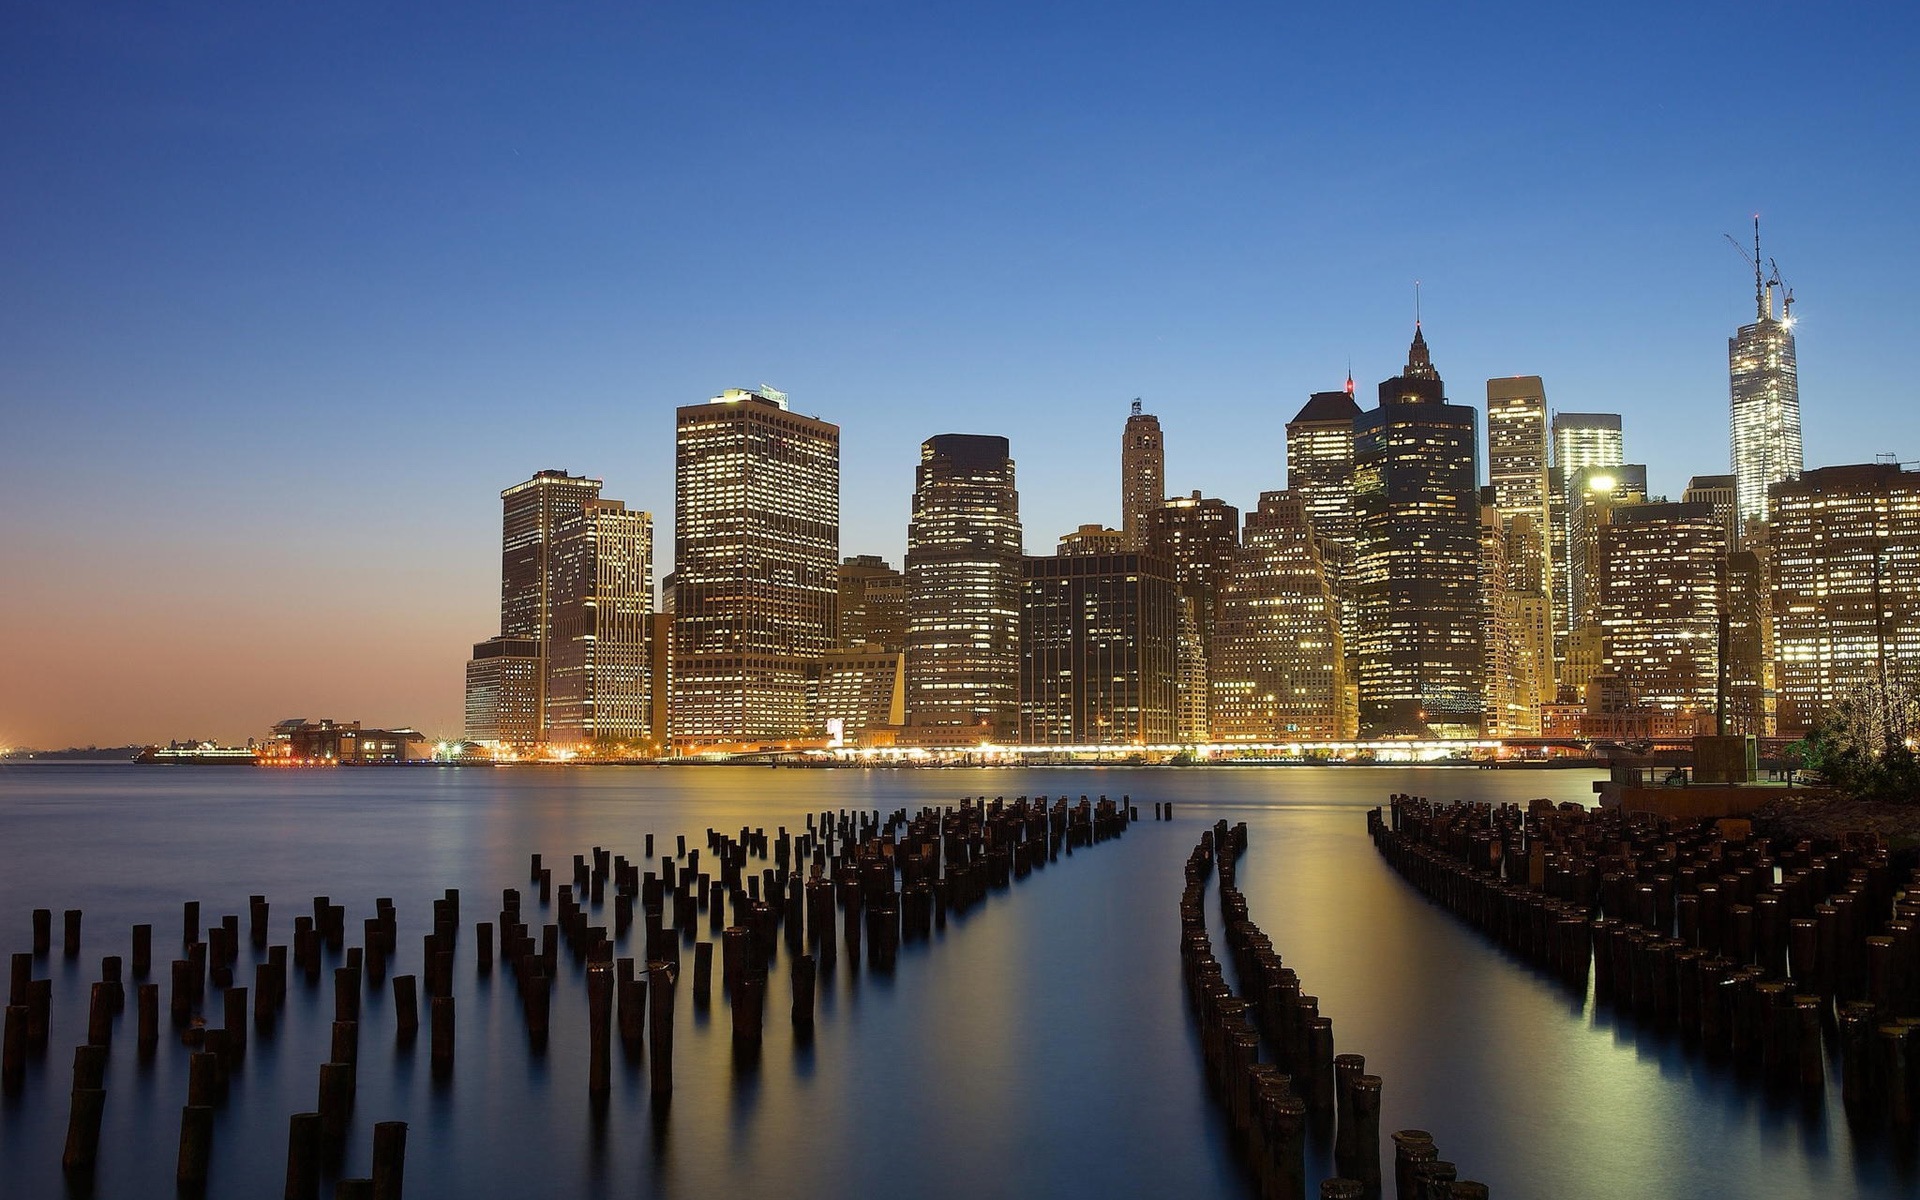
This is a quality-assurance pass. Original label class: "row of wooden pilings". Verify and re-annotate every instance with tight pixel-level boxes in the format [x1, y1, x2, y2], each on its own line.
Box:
[1370, 795, 1920, 1135]
[9, 793, 1140, 1193]
[6, 892, 424, 1197]
[1180, 819, 1489, 1199]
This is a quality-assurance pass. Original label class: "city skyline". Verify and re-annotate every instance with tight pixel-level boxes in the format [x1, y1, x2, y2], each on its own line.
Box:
[5, 3, 1918, 746]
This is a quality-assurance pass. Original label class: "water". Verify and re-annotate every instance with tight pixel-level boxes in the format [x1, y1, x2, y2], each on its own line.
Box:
[0, 763, 1909, 1198]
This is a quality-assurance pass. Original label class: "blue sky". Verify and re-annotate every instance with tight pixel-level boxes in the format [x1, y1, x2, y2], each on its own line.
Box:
[3, 1, 1916, 744]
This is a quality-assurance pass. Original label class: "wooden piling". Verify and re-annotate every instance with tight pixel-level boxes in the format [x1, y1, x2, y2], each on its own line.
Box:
[177, 1103, 214, 1189]
[371, 1120, 407, 1200]
[63, 909, 81, 958]
[62, 1083, 107, 1171]
[587, 961, 612, 1094]
[133, 924, 152, 977]
[318, 1062, 355, 1139]
[87, 981, 112, 1047]
[286, 1111, 321, 1200]
[137, 983, 158, 1051]
[792, 953, 816, 1031]
[393, 974, 419, 1038]
[648, 961, 674, 1097]
[430, 997, 455, 1073]
[2, 1005, 25, 1094]
[33, 908, 51, 956]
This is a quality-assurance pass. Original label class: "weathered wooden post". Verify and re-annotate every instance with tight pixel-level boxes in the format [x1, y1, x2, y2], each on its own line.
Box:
[393, 975, 418, 1039]
[286, 1111, 321, 1200]
[1, 1004, 25, 1093]
[792, 953, 816, 1033]
[587, 960, 612, 1094]
[32, 909, 51, 956]
[177, 1103, 214, 1189]
[648, 961, 674, 1098]
[63, 909, 82, 958]
[137, 983, 158, 1052]
[430, 996, 455, 1075]
[133, 924, 152, 977]
[1392, 1130, 1436, 1200]
[371, 1119, 407, 1200]
[61, 1048, 107, 1171]
[318, 1062, 355, 1140]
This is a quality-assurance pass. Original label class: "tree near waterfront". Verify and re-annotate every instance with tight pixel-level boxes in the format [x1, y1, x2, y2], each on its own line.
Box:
[1798, 670, 1920, 804]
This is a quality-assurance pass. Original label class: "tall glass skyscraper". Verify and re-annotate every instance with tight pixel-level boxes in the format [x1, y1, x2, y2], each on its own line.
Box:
[672, 388, 839, 746]
[1547, 412, 1623, 662]
[1486, 377, 1551, 596]
[1730, 256, 1801, 536]
[1352, 324, 1484, 737]
[904, 434, 1023, 737]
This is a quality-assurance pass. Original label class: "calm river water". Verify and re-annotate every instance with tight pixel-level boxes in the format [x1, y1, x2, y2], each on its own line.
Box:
[0, 763, 1908, 1198]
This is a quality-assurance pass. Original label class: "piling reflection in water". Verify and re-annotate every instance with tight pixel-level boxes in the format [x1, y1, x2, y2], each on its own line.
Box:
[0, 764, 1911, 1199]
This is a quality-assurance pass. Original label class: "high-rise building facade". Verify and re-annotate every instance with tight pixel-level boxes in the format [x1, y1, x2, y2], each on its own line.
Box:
[1352, 325, 1484, 737]
[1144, 492, 1240, 649]
[1145, 491, 1239, 742]
[1480, 495, 1545, 737]
[1286, 384, 1362, 652]
[1487, 377, 1552, 599]
[546, 499, 655, 746]
[494, 469, 604, 731]
[1019, 551, 1178, 744]
[903, 434, 1023, 737]
[1770, 464, 1920, 737]
[673, 388, 840, 747]
[1120, 401, 1165, 549]
[464, 636, 541, 747]
[1682, 474, 1740, 555]
[1567, 464, 1649, 639]
[1598, 502, 1725, 727]
[837, 555, 907, 650]
[1548, 413, 1623, 660]
[1210, 491, 1350, 741]
[1730, 230, 1802, 537]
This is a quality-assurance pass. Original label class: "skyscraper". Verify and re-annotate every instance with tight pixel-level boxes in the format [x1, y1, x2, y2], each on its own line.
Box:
[1210, 491, 1350, 741]
[1598, 502, 1726, 728]
[1480, 493, 1546, 737]
[904, 434, 1023, 737]
[1019, 548, 1178, 744]
[1352, 324, 1484, 737]
[673, 387, 840, 747]
[1120, 401, 1164, 549]
[1567, 464, 1650, 644]
[546, 498, 655, 746]
[496, 469, 604, 730]
[1286, 383, 1362, 653]
[464, 636, 540, 747]
[1730, 222, 1802, 537]
[1487, 377, 1551, 597]
[1144, 492, 1238, 742]
[1548, 413, 1623, 658]
[1769, 464, 1920, 736]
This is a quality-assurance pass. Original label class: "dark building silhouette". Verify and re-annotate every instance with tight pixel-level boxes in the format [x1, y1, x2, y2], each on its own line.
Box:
[1019, 549, 1177, 744]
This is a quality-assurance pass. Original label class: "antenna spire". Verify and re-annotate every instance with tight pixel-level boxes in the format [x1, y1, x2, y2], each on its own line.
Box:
[1753, 215, 1766, 322]
[1415, 280, 1422, 326]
